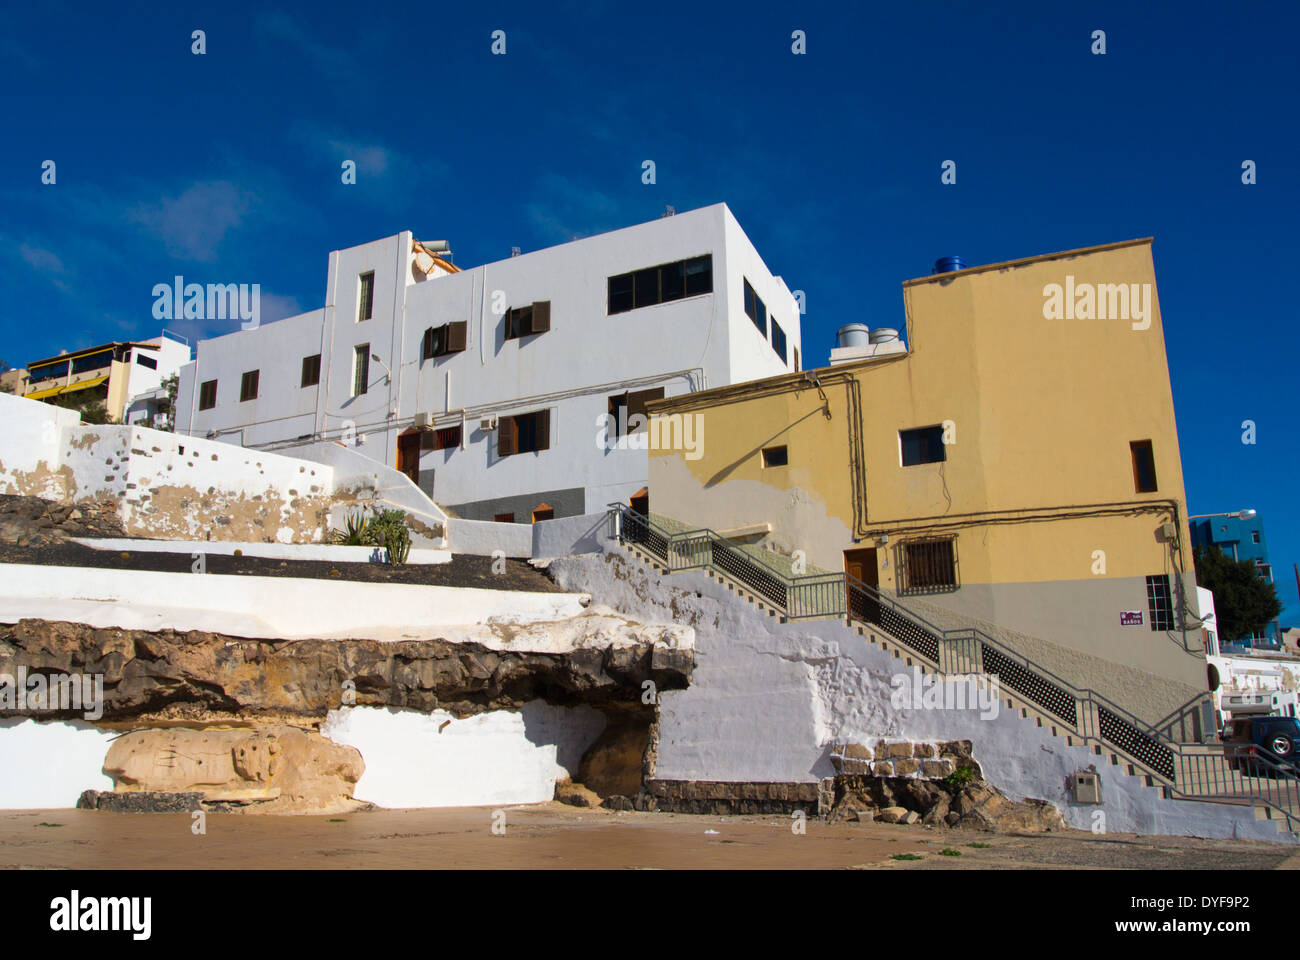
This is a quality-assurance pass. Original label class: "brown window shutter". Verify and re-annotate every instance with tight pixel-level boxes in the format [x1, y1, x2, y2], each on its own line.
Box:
[628, 387, 664, 421]
[530, 300, 551, 333]
[497, 416, 518, 457]
[445, 321, 467, 353]
[535, 409, 551, 451]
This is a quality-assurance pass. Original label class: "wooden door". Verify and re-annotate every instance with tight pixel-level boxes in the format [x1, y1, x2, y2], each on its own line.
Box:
[397, 431, 421, 484]
[844, 548, 879, 623]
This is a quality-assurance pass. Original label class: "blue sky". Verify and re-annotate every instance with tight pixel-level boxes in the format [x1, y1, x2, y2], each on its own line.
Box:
[2, 1, 1296, 624]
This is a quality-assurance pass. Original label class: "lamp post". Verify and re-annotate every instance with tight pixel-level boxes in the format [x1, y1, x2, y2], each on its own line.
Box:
[1187, 509, 1257, 521]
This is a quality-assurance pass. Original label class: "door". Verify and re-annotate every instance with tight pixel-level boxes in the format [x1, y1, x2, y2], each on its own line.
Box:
[397, 431, 421, 485]
[844, 548, 879, 623]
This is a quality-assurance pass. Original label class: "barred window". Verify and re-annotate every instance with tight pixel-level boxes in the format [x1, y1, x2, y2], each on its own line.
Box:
[357, 271, 375, 322]
[352, 345, 369, 397]
[900, 537, 958, 594]
[1146, 574, 1175, 631]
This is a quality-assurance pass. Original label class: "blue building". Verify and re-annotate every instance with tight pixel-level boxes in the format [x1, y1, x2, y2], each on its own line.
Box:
[1190, 511, 1280, 647]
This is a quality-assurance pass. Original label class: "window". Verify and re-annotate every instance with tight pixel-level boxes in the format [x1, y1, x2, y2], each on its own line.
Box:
[743, 278, 767, 335]
[199, 379, 218, 410]
[28, 361, 68, 384]
[1252, 531, 1261, 544]
[900, 538, 958, 594]
[761, 445, 788, 467]
[1130, 440, 1157, 493]
[505, 302, 550, 340]
[357, 272, 375, 322]
[794, 346, 800, 372]
[301, 354, 321, 387]
[72, 349, 113, 374]
[900, 425, 946, 466]
[422, 322, 468, 360]
[432, 425, 462, 450]
[498, 409, 550, 457]
[607, 255, 712, 315]
[608, 387, 665, 436]
[494, 513, 516, 524]
[352, 344, 370, 397]
[532, 503, 555, 523]
[135, 353, 158, 370]
[771, 318, 787, 362]
[1146, 574, 1175, 631]
[239, 370, 259, 402]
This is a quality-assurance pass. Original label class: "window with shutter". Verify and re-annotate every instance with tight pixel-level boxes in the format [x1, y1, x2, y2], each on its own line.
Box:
[530, 301, 551, 334]
[445, 321, 467, 353]
[497, 416, 518, 457]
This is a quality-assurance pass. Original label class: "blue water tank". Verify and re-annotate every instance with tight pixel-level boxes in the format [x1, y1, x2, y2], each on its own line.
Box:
[933, 255, 966, 274]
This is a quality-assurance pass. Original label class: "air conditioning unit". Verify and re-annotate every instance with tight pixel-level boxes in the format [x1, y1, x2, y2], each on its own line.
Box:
[480, 416, 499, 431]
[414, 412, 435, 429]
[1158, 522, 1178, 542]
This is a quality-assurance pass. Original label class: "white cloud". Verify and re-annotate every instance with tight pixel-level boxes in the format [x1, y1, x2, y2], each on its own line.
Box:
[129, 181, 254, 262]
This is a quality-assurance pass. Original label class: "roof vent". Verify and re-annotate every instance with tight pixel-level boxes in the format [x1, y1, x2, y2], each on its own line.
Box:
[836, 323, 870, 349]
[932, 255, 966, 274]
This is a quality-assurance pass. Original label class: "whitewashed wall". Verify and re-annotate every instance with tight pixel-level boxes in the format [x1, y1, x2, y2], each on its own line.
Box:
[0, 393, 81, 499]
[322, 703, 607, 808]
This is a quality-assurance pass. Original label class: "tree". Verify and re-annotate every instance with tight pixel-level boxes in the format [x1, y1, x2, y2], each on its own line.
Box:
[1194, 545, 1283, 643]
[50, 391, 115, 424]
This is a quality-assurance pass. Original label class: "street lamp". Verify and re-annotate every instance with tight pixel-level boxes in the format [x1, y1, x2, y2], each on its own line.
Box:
[370, 353, 397, 418]
[1187, 509, 1257, 521]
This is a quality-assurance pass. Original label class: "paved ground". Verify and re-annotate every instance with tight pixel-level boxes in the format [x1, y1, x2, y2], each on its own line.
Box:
[0, 539, 563, 592]
[1, 804, 1295, 870]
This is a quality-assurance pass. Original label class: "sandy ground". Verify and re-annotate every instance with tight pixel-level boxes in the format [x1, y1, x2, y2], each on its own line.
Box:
[2, 803, 1298, 870]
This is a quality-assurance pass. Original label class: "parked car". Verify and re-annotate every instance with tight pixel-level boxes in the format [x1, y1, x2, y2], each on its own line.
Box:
[1222, 716, 1300, 776]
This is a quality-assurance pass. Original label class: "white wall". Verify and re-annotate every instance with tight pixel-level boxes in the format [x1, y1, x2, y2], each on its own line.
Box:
[446, 517, 533, 557]
[322, 703, 607, 808]
[0, 563, 590, 644]
[0, 392, 80, 499]
[0, 719, 115, 809]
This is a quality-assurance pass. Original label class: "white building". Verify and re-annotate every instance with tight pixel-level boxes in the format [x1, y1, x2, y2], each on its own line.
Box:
[24, 333, 190, 427]
[175, 203, 801, 522]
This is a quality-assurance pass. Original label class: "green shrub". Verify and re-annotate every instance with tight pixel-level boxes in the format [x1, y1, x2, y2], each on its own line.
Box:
[944, 765, 978, 791]
[333, 511, 370, 546]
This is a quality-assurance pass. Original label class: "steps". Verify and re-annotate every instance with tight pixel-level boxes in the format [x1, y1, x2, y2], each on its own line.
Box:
[618, 535, 1299, 838]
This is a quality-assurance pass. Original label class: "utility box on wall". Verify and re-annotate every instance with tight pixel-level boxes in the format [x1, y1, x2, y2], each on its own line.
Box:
[1070, 771, 1102, 804]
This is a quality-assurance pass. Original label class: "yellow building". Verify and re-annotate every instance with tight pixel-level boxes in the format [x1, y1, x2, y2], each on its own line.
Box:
[23, 338, 184, 423]
[647, 238, 1208, 723]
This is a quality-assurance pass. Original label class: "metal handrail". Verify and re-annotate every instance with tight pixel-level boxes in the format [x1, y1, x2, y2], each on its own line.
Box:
[608, 504, 1300, 825]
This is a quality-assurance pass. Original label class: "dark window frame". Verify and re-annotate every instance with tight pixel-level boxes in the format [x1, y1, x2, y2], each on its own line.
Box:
[353, 344, 370, 397]
[198, 379, 218, 411]
[771, 318, 787, 363]
[498, 409, 551, 457]
[743, 278, 767, 335]
[899, 537, 959, 595]
[761, 445, 788, 467]
[301, 354, 321, 388]
[135, 353, 158, 370]
[1130, 440, 1158, 493]
[900, 425, 946, 466]
[432, 425, 462, 450]
[239, 370, 259, 402]
[357, 271, 375, 322]
[607, 255, 712, 315]
[1146, 574, 1175, 631]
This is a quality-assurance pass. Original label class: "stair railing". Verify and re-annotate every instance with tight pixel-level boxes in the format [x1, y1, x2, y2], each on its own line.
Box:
[608, 503, 1300, 830]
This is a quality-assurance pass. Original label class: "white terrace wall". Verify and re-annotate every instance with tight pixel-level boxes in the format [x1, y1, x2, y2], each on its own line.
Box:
[62, 425, 335, 542]
[0, 393, 81, 499]
[0, 393, 337, 542]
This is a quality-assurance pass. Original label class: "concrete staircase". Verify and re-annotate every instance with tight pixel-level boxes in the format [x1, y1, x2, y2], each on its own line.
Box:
[619, 534, 1300, 839]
